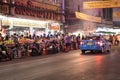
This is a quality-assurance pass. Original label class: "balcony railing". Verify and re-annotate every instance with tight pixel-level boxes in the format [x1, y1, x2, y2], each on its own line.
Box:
[0, 0, 63, 21]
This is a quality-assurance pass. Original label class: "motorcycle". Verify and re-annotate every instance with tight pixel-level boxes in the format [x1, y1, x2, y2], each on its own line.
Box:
[0, 45, 12, 61]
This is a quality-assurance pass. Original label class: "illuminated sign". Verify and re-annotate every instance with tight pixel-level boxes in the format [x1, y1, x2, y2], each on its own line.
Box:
[2, 19, 10, 26]
[13, 19, 47, 28]
[83, 0, 120, 9]
[1, 17, 47, 28]
[75, 12, 101, 23]
[49, 23, 60, 31]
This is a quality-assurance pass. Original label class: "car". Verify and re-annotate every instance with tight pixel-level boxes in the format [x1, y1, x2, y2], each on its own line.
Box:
[79, 36, 111, 54]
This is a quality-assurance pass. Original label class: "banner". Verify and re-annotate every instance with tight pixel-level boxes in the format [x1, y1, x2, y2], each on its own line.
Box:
[49, 23, 60, 31]
[113, 12, 120, 18]
[83, 0, 120, 9]
[75, 12, 101, 23]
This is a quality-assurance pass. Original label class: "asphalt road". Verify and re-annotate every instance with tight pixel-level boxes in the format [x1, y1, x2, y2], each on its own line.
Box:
[0, 46, 120, 80]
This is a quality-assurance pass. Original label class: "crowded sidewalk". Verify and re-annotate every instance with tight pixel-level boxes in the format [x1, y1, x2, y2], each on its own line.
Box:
[0, 33, 81, 62]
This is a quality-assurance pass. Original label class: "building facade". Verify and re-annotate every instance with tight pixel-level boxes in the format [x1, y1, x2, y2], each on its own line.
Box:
[0, 0, 64, 36]
[64, 0, 114, 35]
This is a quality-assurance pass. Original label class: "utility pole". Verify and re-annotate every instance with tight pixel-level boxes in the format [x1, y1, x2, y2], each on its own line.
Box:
[8, 0, 12, 15]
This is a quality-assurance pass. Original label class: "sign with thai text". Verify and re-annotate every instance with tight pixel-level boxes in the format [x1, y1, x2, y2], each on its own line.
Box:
[75, 12, 101, 23]
[83, 0, 120, 9]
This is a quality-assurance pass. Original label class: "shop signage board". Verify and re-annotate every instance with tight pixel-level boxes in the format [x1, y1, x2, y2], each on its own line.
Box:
[83, 0, 120, 9]
[49, 23, 60, 31]
[12, 19, 46, 28]
[2, 18, 10, 26]
[113, 12, 120, 18]
[75, 12, 101, 23]
[0, 17, 47, 28]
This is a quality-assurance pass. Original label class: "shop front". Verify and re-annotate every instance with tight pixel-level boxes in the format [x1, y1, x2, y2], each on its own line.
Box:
[0, 16, 48, 36]
[0, 15, 62, 36]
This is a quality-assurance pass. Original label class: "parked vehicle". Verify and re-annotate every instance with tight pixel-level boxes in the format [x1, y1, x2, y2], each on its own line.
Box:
[0, 44, 12, 61]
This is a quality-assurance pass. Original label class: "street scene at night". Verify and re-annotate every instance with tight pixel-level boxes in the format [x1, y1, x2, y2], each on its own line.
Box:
[0, 46, 120, 80]
[0, 0, 120, 80]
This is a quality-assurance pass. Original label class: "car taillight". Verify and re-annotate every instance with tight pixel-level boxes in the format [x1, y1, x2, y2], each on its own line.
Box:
[80, 41, 84, 45]
[95, 41, 100, 44]
[95, 41, 103, 46]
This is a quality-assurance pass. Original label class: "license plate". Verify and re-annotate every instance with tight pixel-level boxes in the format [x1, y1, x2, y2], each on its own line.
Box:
[87, 42, 92, 45]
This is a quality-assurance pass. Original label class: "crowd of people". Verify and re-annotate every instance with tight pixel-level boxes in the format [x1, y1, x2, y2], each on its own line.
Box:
[0, 33, 81, 61]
